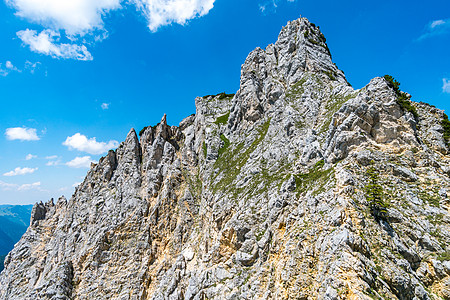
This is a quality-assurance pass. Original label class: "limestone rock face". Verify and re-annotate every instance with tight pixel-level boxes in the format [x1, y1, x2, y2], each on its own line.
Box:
[1, 17, 450, 300]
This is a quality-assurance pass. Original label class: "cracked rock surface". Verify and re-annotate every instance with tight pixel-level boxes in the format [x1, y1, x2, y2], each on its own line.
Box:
[1, 17, 450, 300]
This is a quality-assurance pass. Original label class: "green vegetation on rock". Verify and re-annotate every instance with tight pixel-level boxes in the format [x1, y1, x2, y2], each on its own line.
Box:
[441, 113, 450, 147]
[383, 75, 418, 120]
[203, 92, 235, 100]
[202, 141, 207, 157]
[365, 166, 389, 221]
[212, 119, 271, 194]
[139, 126, 148, 137]
[320, 92, 357, 133]
[286, 77, 307, 102]
[437, 251, 450, 262]
[323, 70, 336, 81]
[214, 112, 230, 125]
[294, 159, 334, 196]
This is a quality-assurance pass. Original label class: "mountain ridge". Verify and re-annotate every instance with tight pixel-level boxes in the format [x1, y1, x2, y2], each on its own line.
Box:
[1, 17, 449, 300]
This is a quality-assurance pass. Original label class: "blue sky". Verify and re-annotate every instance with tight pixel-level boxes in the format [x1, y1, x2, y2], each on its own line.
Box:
[0, 0, 449, 205]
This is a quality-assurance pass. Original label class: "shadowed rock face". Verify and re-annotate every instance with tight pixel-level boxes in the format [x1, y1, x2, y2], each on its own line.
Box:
[1, 17, 450, 300]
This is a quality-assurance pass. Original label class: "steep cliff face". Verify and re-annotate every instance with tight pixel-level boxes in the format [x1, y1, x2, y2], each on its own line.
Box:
[1, 17, 450, 300]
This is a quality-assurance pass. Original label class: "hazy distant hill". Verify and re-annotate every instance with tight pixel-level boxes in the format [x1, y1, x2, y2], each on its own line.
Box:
[0, 205, 33, 272]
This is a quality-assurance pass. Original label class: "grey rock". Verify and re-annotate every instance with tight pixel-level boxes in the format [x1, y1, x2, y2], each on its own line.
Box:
[1, 16, 449, 300]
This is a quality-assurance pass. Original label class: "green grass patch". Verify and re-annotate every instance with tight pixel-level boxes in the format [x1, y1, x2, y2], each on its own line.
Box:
[418, 190, 440, 207]
[212, 119, 271, 194]
[437, 251, 450, 262]
[320, 92, 357, 133]
[203, 92, 235, 100]
[286, 77, 307, 102]
[214, 112, 230, 125]
[294, 160, 334, 196]
[203, 141, 207, 157]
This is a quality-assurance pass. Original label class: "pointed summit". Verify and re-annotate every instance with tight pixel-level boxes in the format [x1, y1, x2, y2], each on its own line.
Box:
[276, 17, 345, 82]
[230, 17, 348, 129]
[241, 17, 346, 87]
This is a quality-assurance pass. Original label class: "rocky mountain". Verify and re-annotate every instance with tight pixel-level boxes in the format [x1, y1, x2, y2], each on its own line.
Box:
[0, 205, 33, 272]
[1, 17, 449, 300]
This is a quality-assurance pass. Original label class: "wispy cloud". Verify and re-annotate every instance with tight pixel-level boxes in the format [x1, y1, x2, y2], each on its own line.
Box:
[46, 160, 61, 166]
[259, 0, 296, 14]
[17, 182, 41, 191]
[101, 102, 110, 110]
[1, 60, 43, 76]
[17, 29, 93, 61]
[63, 133, 118, 155]
[66, 156, 95, 168]
[4, 167, 38, 176]
[443, 78, 450, 93]
[0, 180, 41, 191]
[25, 154, 37, 160]
[0, 61, 21, 76]
[45, 155, 61, 166]
[25, 61, 42, 74]
[5, 127, 40, 141]
[418, 19, 450, 41]
[431, 20, 445, 28]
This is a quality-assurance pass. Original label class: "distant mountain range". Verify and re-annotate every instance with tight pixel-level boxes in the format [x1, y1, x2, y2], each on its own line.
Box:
[0, 205, 33, 272]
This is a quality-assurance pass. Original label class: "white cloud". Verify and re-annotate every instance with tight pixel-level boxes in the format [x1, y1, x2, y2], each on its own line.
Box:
[17, 29, 93, 61]
[4, 167, 38, 176]
[26, 154, 37, 160]
[131, 0, 215, 32]
[0, 61, 21, 76]
[72, 182, 82, 187]
[443, 78, 450, 93]
[66, 156, 95, 168]
[431, 20, 445, 28]
[46, 160, 61, 166]
[0, 180, 18, 190]
[8, 0, 217, 60]
[5, 127, 40, 141]
[63, 133, 118, 154]
[101, 102, 110, 110]
[17, 181, 41, 191]
[5, 61, 18, 71]
[25, 61, 42, 74]
[7, 0, 216, 35]
[259, 0, 295, 14]
[46, 155, 61, 166]
[0, 180, 41, 191]
[418, 19, 450, 40]
[6, 0, 121, 36]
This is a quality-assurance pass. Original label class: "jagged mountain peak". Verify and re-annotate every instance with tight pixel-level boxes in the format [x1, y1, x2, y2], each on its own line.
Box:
[1, 16, 450, 300]
[226, 17, 349, 133]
